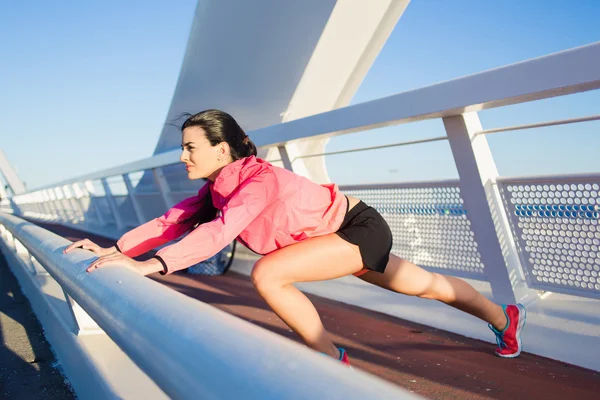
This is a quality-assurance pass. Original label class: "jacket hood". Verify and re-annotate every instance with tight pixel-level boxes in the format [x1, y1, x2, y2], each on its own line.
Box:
[211, 156, 272, 198]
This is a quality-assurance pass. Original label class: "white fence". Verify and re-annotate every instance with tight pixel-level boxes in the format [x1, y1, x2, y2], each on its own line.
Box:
[497, 174, 600, 299]
[0, 213, 413, 399]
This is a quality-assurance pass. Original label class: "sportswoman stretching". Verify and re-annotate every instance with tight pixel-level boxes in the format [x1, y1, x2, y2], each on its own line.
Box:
[64, 109, 526, 366]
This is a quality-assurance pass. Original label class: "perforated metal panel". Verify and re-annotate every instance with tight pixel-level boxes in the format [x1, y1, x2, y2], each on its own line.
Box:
[341, 181, 485, 279]
[497, 176, 600, 299]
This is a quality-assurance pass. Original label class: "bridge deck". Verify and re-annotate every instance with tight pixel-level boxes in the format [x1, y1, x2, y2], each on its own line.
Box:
[15, 221, 600, 400]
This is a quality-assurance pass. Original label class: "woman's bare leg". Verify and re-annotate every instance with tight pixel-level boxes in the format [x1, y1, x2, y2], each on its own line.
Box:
[251, 234, 364, 358]
[358, 254, 508, 330]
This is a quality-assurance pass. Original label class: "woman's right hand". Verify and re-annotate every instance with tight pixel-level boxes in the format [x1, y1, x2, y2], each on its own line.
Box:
[63, 239, 116, 257]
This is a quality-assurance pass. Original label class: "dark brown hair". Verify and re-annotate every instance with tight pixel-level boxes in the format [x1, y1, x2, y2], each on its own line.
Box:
[179, 109, 257, 229]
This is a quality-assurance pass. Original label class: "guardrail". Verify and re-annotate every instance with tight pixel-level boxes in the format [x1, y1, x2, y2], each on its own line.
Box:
[496, 173, 600, 299]
[0, 213, 414, 399]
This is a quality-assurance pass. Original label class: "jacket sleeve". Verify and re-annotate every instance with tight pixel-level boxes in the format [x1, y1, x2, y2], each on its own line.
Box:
[154, 171, 277, 274]
[115, 183, 210, 257]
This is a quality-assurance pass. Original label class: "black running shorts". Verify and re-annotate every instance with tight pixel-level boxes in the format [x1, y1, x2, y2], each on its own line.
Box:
[335, 197, 393, 275]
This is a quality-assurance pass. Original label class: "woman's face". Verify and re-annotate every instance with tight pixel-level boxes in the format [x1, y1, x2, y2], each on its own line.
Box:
[180, 126, 230, 181]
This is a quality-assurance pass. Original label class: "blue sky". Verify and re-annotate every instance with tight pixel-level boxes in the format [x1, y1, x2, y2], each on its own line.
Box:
[1, 0, 599, 190]
[0, 1, 197, 190]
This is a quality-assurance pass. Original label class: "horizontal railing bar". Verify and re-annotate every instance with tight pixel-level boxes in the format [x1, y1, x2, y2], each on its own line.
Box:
[250, 42, 600, 148]
[495, 172, 600, 185]
[0, 213, 412, 400]
[296, 136, 448, 160]
[476, 114, 600, 136]
[339, 179, 461, 191]
[38, 150, 183, 191]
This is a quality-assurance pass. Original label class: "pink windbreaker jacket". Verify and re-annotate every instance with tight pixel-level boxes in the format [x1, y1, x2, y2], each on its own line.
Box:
[115, 156, 348, 274]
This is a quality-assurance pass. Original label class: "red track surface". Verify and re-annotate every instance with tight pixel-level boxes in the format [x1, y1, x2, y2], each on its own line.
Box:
[37, 221, 600, 399]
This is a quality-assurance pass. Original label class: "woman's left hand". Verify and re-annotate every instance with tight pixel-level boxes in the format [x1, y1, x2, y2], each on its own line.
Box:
[86, 252, 144, 274]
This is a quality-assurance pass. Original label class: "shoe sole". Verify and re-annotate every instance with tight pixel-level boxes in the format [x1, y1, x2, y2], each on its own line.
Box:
[496, 303, 527, 358]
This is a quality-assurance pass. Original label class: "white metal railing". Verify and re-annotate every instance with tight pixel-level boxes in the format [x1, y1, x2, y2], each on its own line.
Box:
[496, 173, 600, 299]
[0, 213, 412, 399]
[340, 180, 486, 281]
[250, 42, 600, 147]
[476, 114, 600, 136]
[6, 41, 600, 302]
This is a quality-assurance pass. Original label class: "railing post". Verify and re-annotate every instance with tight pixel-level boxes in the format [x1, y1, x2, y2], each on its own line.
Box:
[276, 142, 331, 183]
[39, 190, 52, 219]
[50, 189, 59, 220]
[62, 185, 82, 222]
[277, 145, 294, 171]
[12, 238, 37, 275]
[31, 192, 42, 218]
[45, 189, 59, 221]
[69, 183, 86, 221]
[80, 181, 107, 227]
[152, 168, 174, 209]
[443, 112, 517, 304]
[62, 290, 104, 335]
[101, 178, 125, 230]
[55, 186, 73, 222]
[122, 173, 146, 225]
[53, 188, 66, 221]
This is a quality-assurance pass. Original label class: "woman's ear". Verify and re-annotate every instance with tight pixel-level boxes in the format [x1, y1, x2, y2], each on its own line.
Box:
[219, 142, 231, 159]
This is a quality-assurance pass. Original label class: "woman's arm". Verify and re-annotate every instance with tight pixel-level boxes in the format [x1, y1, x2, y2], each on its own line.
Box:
[115, 183, 210, 258]
[153, 172, 277, 274]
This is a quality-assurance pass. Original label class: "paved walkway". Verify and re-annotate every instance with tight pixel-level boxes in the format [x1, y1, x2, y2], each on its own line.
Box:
[16, 221, 600, 399]
[0, 253, 75, 399]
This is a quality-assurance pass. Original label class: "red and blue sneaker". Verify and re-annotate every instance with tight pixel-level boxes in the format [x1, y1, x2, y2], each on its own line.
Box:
[338, 347, 351, 367]
[488, 304, 527, 358]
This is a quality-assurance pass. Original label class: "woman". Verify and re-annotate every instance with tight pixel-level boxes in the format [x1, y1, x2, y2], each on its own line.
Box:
[64, 109, 526, 366]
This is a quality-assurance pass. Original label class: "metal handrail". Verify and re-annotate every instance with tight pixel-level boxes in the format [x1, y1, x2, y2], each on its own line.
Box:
[295, 136, 448, 160]
[0, 213, 412, 399]
[496, 172, 600, 184]
[475, 114, 600, 136]
[339, 179, 460, 191]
